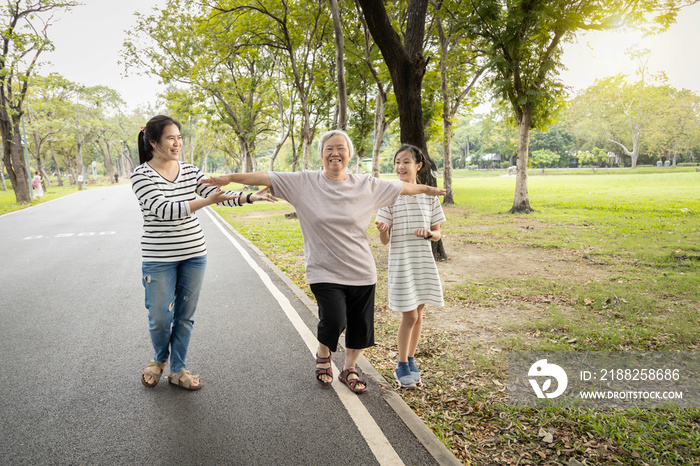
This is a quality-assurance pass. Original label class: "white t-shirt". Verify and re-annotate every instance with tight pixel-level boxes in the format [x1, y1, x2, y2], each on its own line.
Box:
[269, 170, 402, 286]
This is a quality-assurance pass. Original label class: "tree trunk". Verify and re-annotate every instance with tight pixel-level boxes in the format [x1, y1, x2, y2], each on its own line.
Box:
[630, 128, 640, 168]
[438, 18, 453, 204]
[442, 129, 454, 204]
[510, 108, 534, 213]
[103, 138, 115, 181]
[0, 158, 6, 191]
[329, 0, 347, 130]
[269, 130, 289, 172]
[11, 117, 31, 203]
[51, 141, 63, 187]
[125, 144, 138, 171]
[1, 116, 31, 203]
[371, 88, 387, 178]
[301, 119, 312, 171]
[465, 136, 470, 167]
[31, 131, 51, 189]
[75, 135, 84, 191]
[357, 0, 445, 260]
[354, 147, 363, 174]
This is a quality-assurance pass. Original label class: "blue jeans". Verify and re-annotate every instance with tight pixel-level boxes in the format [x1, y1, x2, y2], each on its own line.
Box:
[142, 256, 207, 373]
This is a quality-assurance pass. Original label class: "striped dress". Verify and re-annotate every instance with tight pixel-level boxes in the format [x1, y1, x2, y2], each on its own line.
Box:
[131, 162, 243, 262]
[376, 194, 446, 312]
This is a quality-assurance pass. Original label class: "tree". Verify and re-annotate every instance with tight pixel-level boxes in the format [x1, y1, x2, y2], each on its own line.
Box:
[124, 1, 279, 173]
[645, 87, 700, 167]
[0, 0, 78, 203]
[329, 0, 347, 130]
[356, 0, 448, 260]
[25, 73, 73, 187]
[567, 70, 698, 168]
[354, 0, 434, 178]
[576, 147, 611, 170]
[529, 124, 574, 164]
[529, 148, 559, 172]
[212, 0, 335, 171]
[467, 0, 695, 212]
[433, 0, 486, 204]
[346, 2, 394, 178]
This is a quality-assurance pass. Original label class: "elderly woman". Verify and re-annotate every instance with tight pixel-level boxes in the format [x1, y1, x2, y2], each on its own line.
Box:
[203, 130, 445, 394]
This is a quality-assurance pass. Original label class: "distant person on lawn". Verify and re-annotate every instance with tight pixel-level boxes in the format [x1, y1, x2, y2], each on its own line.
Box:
[32, 171, 43, 199]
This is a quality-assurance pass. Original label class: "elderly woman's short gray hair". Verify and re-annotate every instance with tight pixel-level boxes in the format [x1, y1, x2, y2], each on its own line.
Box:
[318, 129, 354, 160]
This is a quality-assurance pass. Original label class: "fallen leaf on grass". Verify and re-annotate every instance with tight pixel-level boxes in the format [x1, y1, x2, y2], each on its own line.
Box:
[538, 427, 554, 444]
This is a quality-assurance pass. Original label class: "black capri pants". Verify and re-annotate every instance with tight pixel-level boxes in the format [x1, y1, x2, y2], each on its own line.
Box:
[310, 282, 376, 352]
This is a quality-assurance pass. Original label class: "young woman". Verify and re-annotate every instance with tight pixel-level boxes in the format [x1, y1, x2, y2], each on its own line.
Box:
[132, 115, 274, 390]
[375, 144, 446, 389]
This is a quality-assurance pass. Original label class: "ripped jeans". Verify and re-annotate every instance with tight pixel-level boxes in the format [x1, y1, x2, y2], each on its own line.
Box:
[142, 256, 207, 373]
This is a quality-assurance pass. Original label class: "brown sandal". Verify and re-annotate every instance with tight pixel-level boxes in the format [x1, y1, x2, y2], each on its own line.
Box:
[315, 353, 333, 386]
[339, 368, 367, 394]
[168, 370, 202, 391]
[141, 360, 167, 388]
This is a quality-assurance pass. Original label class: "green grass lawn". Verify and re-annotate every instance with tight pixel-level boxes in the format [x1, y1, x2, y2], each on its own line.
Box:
[5, 167, 700, 464]
[214, 167, 700, 465]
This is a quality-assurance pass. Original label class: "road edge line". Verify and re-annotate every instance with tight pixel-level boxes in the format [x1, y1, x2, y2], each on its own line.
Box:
[204, 208, 405, 466]
[205, 207, 462, 466]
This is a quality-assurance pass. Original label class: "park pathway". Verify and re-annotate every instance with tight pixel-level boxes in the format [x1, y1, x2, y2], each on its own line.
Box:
[0, 184, 459, 466]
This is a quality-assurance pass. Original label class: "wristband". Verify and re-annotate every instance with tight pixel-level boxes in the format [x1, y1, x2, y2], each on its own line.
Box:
[246, 193, 253, 204]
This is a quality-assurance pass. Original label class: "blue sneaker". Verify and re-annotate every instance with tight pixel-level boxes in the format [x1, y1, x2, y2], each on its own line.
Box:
[394, 363, 417, 389]
[408, 357, 421, 385]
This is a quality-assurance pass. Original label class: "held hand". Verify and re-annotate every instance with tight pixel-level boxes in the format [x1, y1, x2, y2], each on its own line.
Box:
[201, 175, 231, 188]
[414, 227, 432, 239]
[426, 186, 447, 197]
[251, 186, 277, 203]
[375, 221, 390, 232]
[209, 188, 239, 204]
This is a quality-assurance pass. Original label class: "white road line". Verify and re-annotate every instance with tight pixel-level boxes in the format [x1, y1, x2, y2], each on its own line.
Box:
[204, 208, 405, 466]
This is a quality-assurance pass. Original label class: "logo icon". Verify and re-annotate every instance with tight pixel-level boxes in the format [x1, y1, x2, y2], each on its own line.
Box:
[528, 359, 568, 398]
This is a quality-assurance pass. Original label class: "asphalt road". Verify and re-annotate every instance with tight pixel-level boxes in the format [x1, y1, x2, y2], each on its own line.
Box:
[0, 184, 457, 466]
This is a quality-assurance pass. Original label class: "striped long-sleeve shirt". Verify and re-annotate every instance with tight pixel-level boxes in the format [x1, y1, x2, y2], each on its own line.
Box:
[131, 161, 243, 262]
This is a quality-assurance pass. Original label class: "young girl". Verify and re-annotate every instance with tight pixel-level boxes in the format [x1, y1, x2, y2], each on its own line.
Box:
[375, 144, 446, 388]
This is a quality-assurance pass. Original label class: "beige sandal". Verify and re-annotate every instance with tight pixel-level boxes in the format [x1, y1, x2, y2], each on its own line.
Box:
[168, 370, 202, 391]
[141, 360, 167, 388]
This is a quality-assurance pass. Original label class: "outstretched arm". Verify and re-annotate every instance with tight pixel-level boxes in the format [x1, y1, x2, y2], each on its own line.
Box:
[189, 189, 240, 213]
[400, 182, 446, 197]
[202, 172, 271, 188]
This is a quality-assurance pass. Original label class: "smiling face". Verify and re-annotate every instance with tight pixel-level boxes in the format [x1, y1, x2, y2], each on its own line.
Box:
[150, 124, 182, 162]
[322, 133, 351, 179]
[394, 149, 422, 184]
